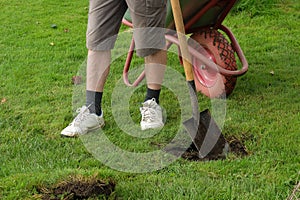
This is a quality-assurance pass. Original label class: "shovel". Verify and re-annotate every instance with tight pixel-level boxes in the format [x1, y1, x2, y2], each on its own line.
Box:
[170, 0, 228, 159]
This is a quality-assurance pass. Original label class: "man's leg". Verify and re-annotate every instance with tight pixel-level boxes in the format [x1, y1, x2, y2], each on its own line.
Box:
[86, 50, 111, 116]
[61, 0, 127, 136]
[60, 51, 109, 137]
[126, 0, 167, 130]
[140, 49, 167, 130]
[144, 49, 167, 104]
[85, 0, 127, 116]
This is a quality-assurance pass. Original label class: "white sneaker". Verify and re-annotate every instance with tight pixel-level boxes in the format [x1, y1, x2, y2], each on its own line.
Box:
[140, 98, 164, 130]
[61, 106, 105, 137]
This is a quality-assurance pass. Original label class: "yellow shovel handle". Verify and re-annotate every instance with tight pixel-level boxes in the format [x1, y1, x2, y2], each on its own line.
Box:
[170, 0, 194, 81]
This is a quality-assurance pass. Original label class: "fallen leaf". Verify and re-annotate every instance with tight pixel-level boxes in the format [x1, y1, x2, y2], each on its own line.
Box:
[64, 28, 69, 33]
[72, 76, 82, 85]
[1, 98, 7, 104]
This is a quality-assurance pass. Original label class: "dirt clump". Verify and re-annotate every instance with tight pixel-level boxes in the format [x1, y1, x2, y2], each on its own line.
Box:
[35, 176, 115, 200]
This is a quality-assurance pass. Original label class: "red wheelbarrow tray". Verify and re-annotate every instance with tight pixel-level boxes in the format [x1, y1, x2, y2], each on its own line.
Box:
[122, 0, 248, 97]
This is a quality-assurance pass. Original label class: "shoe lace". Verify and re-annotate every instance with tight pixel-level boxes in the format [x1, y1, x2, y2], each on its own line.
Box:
[71, 106, 90, 126]
[141, 107, 156, 122]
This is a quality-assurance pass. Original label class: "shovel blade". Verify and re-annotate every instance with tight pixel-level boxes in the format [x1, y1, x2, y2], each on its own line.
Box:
[183, 117, 199, 140]
[183, 109, 229, 159]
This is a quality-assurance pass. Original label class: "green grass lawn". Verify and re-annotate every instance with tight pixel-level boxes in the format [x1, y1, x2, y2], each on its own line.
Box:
[0, 0, 299, 199]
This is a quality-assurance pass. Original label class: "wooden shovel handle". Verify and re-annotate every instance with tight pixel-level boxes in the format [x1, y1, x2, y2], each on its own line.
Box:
[170, 0, 194, 81]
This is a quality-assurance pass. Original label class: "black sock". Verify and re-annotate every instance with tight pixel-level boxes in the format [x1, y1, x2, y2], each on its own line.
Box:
[145, 88, 161, 104]
[86, 90, 103, 116]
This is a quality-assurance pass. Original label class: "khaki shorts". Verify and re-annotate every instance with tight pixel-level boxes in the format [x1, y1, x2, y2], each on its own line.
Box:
[86, 0, 167, 57]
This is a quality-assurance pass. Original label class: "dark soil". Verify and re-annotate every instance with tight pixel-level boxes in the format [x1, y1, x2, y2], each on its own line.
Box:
[36, 177, 115, 200]
[170, 110, 250, 161]
[226, 135, 249, 156]
[181, 135, 249, 161]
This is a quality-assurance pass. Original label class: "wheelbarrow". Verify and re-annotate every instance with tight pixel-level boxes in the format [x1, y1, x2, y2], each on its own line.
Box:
[122, 0, 248, 98]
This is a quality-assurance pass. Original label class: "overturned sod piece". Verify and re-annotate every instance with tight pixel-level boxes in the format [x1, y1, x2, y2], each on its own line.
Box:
[35, 176, 116, 200]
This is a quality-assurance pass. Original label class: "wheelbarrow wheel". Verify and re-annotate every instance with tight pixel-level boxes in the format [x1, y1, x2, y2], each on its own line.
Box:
[189, 29, 237, 98]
